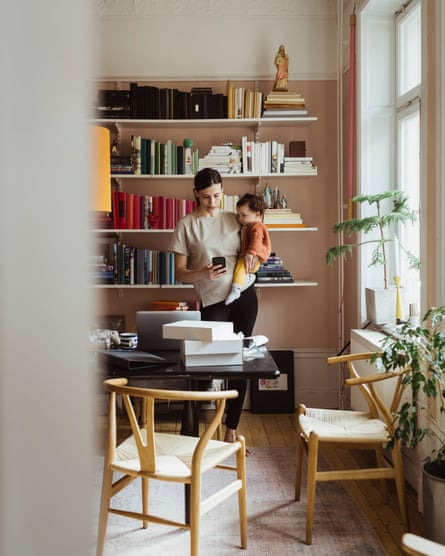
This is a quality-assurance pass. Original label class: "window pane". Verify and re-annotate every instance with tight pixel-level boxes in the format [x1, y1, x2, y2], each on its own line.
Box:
[398, 107, 420, 309]
[398, 3, 421, 96]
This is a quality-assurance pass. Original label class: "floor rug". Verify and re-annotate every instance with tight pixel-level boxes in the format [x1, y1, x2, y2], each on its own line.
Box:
[92, 446, 386, 556]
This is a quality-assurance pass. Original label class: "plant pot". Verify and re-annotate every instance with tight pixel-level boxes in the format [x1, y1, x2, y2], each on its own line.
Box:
[365, 287, 397, 325]
[423, 460, 445, 544]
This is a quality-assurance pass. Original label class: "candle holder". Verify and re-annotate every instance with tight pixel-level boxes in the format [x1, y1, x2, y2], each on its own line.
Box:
[394, 275, 404, 324]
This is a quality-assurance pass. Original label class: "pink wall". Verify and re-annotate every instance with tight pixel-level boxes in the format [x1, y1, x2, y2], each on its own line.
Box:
[98, 79, 340, 350]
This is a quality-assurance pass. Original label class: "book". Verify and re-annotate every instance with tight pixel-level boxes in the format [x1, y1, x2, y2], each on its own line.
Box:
[131, 135, 141, 175]
[289, 141, 306, 157]
[99, 349, 170, 370]
[263, 109, 308, 117]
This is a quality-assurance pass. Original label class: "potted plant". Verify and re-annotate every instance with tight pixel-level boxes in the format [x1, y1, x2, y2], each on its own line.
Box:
[326, 190, 419, 324]
[372, 305, 445, 543]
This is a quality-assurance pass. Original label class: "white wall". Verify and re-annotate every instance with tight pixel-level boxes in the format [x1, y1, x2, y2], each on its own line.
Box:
[95, 0, 337, 81]
[0, 1, 96, 554]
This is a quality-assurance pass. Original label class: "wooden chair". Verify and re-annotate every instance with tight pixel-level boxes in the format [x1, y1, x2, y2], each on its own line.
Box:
[96, 378, 247, 556]
[294, 352, 409, 544]
[402, 533, 445, 555]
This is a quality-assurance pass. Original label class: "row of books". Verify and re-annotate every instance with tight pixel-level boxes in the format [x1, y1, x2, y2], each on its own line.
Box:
[256, 253, 295, 283]
[109, 191, 240, 230]
[94, 85, 228, 120]
[111, 192, 196, 230]
[226, 81, 263, 119]
[241, 138, 316, 175]
[131, 135, 198, 175]
[124, 136, 316, 176]
[104, 246, 179, 285]
[92, 248, 296, 286]
[94, 83, 311, 121]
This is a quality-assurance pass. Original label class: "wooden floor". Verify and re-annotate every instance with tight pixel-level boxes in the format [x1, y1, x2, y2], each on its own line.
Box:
[154, 407, 425, 556]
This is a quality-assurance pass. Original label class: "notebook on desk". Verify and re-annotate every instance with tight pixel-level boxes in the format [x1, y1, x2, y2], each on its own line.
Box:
[136, 310, 201, 352]
[99, 349, 171, 371]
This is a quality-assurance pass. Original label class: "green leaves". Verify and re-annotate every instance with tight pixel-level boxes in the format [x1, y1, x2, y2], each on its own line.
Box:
[326, 190, 419, 287]
[375, 306, 445, 462]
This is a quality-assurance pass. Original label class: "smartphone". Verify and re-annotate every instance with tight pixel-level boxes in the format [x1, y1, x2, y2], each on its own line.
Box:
[212, 256, 226, 268]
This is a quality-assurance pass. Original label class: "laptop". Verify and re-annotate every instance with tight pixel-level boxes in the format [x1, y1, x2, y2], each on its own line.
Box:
[136, 310, 201, 352]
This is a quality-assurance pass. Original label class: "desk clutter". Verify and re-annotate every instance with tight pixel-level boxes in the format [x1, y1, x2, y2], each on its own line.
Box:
[162, 320, 243, 366]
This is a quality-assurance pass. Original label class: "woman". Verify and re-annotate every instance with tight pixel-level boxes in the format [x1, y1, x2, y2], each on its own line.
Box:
[169, 168, 258, 443]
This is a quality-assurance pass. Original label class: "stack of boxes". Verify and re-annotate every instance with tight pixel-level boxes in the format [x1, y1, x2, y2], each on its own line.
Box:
[162, 320, 243, 366]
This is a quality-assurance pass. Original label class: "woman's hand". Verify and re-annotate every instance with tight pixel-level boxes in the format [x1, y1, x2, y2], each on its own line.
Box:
[174, 254, 227, 282]
[207, 262, 227, 280]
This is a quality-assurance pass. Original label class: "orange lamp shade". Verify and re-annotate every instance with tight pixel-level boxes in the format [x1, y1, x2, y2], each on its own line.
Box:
[91, 125, 111, 212]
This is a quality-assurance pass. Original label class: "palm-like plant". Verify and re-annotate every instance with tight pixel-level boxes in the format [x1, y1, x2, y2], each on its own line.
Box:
[326, 191, 419, 289]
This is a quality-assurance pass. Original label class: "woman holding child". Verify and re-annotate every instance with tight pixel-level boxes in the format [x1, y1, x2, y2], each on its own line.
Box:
[169, 168, 269, 443]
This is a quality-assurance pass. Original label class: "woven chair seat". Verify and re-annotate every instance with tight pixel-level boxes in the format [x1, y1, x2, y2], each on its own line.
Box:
[299, 408, 388, 441]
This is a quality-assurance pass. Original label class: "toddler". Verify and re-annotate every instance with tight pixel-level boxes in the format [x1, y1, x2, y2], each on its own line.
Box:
[225, 193, 272, 305]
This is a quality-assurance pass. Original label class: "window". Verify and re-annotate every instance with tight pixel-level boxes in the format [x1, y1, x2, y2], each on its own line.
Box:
[358, 0, 422, 322]
[396, 1, 421, 313]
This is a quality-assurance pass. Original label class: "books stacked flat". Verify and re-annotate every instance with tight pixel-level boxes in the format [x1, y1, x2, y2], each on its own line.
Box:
[256, 253, 295, 283]
[263, 91, 308, 117]
[111, 155, 133, 175]
[198, 144, 242, 174]
[283, 156, 317, 175]
[263, 209, 306, 228]
[148, 300, 191, 311]
[162, 320, 243, 366]
[94, 90, 131, 119]
[90, 254, 114, 284]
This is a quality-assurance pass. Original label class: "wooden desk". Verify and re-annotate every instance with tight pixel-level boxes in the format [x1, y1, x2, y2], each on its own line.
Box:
[100, 348, 280, 435]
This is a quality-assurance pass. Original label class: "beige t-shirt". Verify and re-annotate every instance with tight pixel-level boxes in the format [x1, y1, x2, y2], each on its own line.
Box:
[168, 211, 241, 307]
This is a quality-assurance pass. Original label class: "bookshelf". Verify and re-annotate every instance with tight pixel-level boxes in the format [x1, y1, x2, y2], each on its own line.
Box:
[92, 82, 322, 329]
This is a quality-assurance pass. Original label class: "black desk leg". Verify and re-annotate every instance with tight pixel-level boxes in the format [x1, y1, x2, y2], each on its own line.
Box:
[180, 400, 199, 436]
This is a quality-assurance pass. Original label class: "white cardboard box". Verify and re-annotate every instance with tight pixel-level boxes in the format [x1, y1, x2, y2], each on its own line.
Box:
[181, 351, 243, 367]
[162, 320, 234, 342]
[181, 336, 242, 355]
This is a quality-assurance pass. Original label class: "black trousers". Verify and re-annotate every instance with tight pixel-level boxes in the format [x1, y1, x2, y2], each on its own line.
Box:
[200, 284, 258, 430]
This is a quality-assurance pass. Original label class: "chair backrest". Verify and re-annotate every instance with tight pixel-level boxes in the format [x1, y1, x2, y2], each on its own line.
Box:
[327, 352, 409, 433]
[103, 378, 239, 472]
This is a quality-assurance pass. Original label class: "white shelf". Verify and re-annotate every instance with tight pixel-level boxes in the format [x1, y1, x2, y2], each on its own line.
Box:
[93, 281, 317, 289]
[256, 281, 318, 287]
[111, 172, 317, 179]
[92, 227, 318, 233]
[92, 116, 317, 129]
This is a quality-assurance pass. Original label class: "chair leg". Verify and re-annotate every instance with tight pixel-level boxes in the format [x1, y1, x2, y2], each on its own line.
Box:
[237, 437, 248, 548]
[305, 433, 319, 545]
[391, 442, 409, 529]
[96, 466, 113, 556]
[374, 446, 388, 502]
[295, 433, 304, 501]
[190, 479, 201, 556]
[141, 477, 149, 528]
